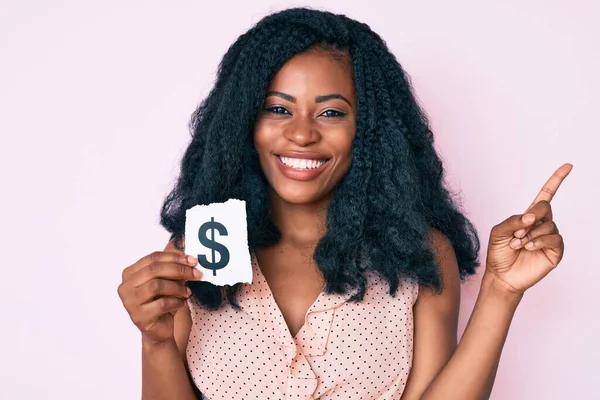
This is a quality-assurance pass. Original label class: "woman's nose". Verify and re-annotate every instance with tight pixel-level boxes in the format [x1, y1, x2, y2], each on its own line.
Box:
[283, 118, 321, 146]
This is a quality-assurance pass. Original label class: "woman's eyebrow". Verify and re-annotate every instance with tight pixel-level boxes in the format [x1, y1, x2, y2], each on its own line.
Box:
[266, 91, 296, 103]
[266, 91, 352, 106]
[315, 94, 352, 106]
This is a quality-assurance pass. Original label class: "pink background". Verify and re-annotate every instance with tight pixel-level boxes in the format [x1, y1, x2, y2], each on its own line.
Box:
[1, 1, 598, 398]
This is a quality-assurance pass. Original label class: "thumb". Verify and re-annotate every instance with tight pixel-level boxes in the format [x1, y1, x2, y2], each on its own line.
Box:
[491, 212, 536, 239]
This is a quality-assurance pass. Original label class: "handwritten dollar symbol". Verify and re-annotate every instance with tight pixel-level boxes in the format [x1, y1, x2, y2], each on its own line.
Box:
[197, 217, 230, 276]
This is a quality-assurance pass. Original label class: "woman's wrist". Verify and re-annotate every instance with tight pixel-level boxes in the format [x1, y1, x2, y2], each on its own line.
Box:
[480, 271, 524, 308]
[142, 335, 178, 353]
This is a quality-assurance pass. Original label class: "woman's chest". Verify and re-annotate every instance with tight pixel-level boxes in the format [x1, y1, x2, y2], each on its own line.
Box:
[186, 271, 418, 399]
[256, 248, 325, 337]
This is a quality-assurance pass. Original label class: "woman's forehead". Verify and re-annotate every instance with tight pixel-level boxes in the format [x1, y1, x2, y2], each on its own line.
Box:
[266, 49, 355, 97]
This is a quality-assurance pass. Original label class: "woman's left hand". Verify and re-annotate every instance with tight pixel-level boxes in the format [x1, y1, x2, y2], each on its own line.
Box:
[485, 163, 573, 295]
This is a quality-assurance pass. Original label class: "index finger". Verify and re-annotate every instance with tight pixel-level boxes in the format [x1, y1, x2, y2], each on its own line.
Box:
[122, 250, 196, 281]
[526, 163, 573, 212]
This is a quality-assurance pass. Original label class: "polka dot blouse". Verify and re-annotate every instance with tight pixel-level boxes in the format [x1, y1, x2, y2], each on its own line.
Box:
[186, 254, 419, 399]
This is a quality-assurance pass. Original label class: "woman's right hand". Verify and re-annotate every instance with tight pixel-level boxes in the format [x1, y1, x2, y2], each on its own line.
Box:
[118, 246, 202, 346]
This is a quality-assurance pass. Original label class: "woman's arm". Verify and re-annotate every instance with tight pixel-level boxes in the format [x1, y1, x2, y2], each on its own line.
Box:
[142, 337, 199, 400]
[422, 272, 519, 400]
[403, 163, 570, 399]
[141, 241, 201, 400]
[401, 229, 520, 400]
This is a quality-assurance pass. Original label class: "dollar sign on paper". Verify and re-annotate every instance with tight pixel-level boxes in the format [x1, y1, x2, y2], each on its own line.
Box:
[197, 217, 230, 276]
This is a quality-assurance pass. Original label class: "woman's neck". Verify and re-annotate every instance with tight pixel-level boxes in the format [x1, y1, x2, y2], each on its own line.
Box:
[269, 190, 330, 249]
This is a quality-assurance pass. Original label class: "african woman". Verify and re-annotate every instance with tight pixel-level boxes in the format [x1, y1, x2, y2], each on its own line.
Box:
[118, 8, 572, 400]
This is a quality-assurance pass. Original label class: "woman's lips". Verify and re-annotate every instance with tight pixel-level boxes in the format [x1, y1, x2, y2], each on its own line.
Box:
[274, 155, 330, 181]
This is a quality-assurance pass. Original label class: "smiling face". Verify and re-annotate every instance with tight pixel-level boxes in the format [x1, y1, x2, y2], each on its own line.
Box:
[254, 47, 357, 205]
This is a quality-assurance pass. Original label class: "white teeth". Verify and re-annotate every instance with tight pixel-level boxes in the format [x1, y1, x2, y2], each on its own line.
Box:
[279, 156, 326, 170]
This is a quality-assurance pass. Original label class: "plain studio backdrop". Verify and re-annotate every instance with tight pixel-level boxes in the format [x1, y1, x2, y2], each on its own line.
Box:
[1, 0, 598, 399]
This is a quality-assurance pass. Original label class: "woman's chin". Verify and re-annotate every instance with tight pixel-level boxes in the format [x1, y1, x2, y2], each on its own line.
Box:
[272, 186, 330, 206]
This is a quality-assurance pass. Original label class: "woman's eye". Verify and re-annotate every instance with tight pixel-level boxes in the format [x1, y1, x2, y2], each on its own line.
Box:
[320, 109, 346, 118]
[266, 106, 290, 115]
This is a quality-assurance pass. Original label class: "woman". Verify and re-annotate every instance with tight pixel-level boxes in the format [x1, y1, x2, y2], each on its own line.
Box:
[117, 7, 572, 400]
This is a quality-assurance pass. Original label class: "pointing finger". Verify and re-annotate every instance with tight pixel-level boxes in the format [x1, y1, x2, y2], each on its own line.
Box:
[526, 163, 573, 211]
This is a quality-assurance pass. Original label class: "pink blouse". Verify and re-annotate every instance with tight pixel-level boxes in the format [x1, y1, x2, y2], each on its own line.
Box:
[186, 254, 419, 399]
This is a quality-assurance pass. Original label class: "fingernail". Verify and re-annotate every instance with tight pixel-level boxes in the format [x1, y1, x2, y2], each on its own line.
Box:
[187, 256, 198, 265]
[510, 238, 521, 248]
[525, 242, 535, 250]
[186, 287, 192, 296]
[522, 213, 535, 224]
[193, 268, 202, 278]
[515, 229, 526, 238]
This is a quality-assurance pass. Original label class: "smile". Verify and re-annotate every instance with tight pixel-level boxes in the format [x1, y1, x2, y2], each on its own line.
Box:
[274, 154, 330, 181]
[277, 156, 327, 170]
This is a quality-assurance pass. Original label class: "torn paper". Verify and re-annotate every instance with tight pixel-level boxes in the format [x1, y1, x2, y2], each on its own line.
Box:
[184, 199, 252, 286]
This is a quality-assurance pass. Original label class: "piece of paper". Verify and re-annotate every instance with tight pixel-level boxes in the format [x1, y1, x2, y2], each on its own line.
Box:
[184, 199, 252, 286]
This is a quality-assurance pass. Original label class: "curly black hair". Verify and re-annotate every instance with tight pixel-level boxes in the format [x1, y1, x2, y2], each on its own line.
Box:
[159, 7, 481, 310]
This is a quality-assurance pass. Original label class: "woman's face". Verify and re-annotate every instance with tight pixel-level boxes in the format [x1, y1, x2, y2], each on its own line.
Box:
[254, 48, 357, 205]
